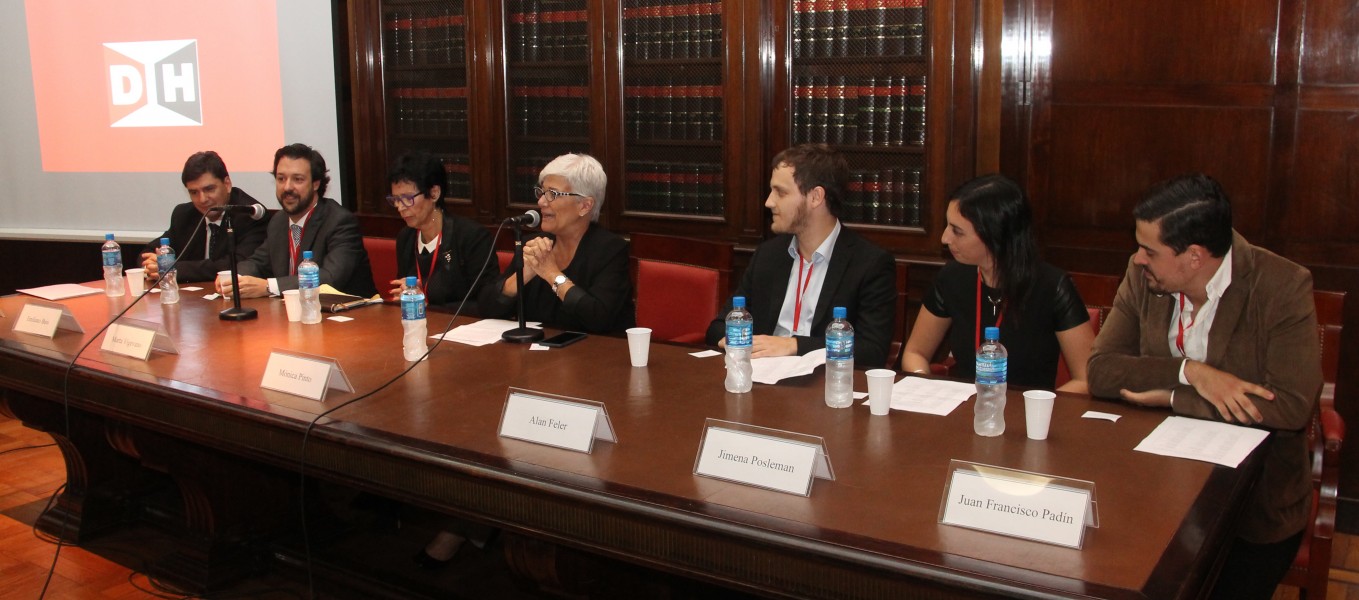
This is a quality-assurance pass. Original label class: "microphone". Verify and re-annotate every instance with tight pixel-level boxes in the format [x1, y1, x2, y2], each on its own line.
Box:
[503, 210, 540, 227]
[208, 204, 267, 221]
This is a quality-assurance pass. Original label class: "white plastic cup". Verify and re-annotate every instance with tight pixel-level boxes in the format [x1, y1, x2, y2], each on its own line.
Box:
[125, 268, 146, 295]
[1024, 390, 1057, 440]
[282, 289, 301, 322]
[216, 270, 234, 298]
[626, 327, 652, 367]
[865, 369, 896, 416]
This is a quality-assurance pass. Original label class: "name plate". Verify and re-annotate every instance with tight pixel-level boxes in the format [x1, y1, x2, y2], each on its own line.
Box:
[13, 302, 84, 338]
[260, 350, 354, 402]
[939, 460, 1098, 549]
[693, 419, 834, 497]
[498, 388, 616, 453]
[100, 318, 179, 360]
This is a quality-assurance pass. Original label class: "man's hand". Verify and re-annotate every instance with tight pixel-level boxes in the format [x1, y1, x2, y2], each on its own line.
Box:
[1184, 360, 1272, 424]
[218, 275, 270, 299]
[750, 335, 798, 358]
[140, 252, 160, 278]
[1119, 388, 1172, 407]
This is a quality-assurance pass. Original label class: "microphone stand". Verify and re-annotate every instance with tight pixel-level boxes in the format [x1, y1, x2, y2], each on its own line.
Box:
[218, 212, 258, 321]
[501, 220, 543, 343]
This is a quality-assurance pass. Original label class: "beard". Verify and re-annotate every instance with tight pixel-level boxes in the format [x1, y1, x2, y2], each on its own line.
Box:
[773, 200, 809, 235]
[1142, 267, 1169, 296]
[280, 189, 315, 216]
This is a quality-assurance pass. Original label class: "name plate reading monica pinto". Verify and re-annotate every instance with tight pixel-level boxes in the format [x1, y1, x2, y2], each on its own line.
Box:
[939, 460, 1098, 549]
[100, 318, 179, 360]
[14, 302, 84, 338]
[498, 389, 617, 454]
[259, 350, 354, 402]
[693, 419, 834, 497]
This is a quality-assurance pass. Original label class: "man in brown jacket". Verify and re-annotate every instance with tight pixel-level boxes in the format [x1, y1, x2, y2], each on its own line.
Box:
[1088, 174, 1320, 600]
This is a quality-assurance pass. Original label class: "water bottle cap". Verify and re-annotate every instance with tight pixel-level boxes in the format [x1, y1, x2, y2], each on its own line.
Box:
[732, 296, 746, 308]
[833, 306, 846, 319]
[160, 237, 170, 246]
[302, 250, 313, 260]
[985, 326, 1000, 340]
[406, 276, 417, 287]
[105, 233, 115, 241]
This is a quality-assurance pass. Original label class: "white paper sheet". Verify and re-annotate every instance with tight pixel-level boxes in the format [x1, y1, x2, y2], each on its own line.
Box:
[751, 348, 826, 384]
[887, 376, 976, 415]
[18, 283, 103, 301]
[1134, 416, 1270, 468]
[431, 319, 542, 346]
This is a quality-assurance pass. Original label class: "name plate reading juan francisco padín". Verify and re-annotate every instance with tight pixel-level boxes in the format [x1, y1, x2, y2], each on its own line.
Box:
[14, 302, 84, 338]
[259, 350, 354, 402]
[100, 318, 178, 360]
[693, 419, 834, 497]
[939, 460, 1098, 549]
[498, 389, 617, 454]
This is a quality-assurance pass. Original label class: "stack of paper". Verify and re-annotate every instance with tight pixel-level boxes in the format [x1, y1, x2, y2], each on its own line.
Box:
[889, 376, 977, 415]
[431, 319, 541, 347]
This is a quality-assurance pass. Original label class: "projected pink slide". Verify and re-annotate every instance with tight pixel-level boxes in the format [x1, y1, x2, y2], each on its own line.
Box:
[26, 0, 285, 172]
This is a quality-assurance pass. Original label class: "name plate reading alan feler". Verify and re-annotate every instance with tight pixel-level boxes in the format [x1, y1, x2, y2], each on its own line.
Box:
[693, 420, 834, 497]
[498, 389, 617, 454]
[939, 460, 1097, 549]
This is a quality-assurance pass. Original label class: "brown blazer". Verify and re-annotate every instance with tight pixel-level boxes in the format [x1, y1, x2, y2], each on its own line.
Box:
[1089, 231, 1321, 544]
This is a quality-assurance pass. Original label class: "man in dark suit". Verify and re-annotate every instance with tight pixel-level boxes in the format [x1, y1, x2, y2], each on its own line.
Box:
[1088, 174, 1321, 600]
[221, 143, 378, 298]
[705, 144, 896, 367]
[139, 151, 267, 283]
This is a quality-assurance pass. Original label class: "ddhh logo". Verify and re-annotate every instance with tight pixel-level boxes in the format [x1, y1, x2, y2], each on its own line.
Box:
[104, 39, 201, 127]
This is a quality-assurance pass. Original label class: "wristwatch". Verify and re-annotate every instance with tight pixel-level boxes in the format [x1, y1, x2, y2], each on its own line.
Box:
[551, 274, 569, 293]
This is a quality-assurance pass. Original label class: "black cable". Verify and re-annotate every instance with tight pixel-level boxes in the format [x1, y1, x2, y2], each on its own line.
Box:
[294, 223, 509, 599]
[0, 442, 55, 456]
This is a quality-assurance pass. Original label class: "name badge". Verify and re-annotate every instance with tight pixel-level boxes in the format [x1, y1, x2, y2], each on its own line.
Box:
[260, 350, 354, 402]
[498, 388, 616, 453]
[99, 318, 179, 360]
[693, 419, 834, 496]
[14, 302, 83, 338]
[938, 460, 1098, 549]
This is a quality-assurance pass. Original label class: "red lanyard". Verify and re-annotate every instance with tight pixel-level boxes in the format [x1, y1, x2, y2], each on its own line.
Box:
[412, 232, 441, 295]
[1175, 293, 1196, 356]
[287, 204, 317, 275]
[975, 271, 1004, 349]
[793, 257, 815, 332]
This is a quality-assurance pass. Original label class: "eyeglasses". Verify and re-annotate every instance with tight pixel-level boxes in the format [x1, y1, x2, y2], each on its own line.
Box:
[384, 192, 423, 207]
[533, 186, 588, 203]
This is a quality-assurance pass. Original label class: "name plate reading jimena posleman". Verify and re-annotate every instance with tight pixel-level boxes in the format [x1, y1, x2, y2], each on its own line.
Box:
[498, 389, 617, 454]
[693, 419, 834, 497]
[939, 460, 1098, 549]
[259, 349, 354, 402]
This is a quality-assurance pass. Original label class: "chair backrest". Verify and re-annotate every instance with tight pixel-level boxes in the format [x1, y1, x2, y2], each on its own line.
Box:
[889, 262, 910, 368]
[362, 236, 397, 297]
[484, 223, 519, 273]
[1314, 289, 1345, 409]
[1055, 306, 1106, 388]
[630, 233, 733, 344]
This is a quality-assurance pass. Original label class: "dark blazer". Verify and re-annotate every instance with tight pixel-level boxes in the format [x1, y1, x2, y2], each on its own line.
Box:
[239, 197, 378, 297]
[396, 213, 499, 311]
[705, 226, 897, 367]
[141, 187, 267, 283]
[1089, 231, 1321, 544]
[478, 222, 635, 334]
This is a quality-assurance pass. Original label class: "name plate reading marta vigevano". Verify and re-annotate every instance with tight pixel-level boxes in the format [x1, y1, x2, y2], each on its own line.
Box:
[693, 419, 834, 497]
[100, 318, 179, 360]
[13, 302, 84, 338]
[939, 460, 1098, 549]
[259, 349, 354, 402]
[498, 388, 617, 454]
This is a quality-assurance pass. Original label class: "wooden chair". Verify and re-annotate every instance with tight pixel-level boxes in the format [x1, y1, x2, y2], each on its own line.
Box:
[888, 262, 910, 369]
[362, 236, 397, 297]
[1282, 290, 1347, 600]
[484, 223, 517, 272]
[630, 233, 733, 344]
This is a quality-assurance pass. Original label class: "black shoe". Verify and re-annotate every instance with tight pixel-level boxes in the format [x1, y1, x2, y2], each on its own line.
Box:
[413, 549, 453, 571]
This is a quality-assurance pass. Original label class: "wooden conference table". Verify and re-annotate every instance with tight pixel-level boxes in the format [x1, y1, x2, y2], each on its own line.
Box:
[0, 288, 1258, 599]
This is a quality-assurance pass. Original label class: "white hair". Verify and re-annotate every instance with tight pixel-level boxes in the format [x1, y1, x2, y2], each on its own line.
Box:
[539, 153, 607, 221]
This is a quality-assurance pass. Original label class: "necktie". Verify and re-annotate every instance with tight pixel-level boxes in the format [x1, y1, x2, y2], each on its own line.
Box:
[208, 223, 223, 259]
[290, 223, 302, 248]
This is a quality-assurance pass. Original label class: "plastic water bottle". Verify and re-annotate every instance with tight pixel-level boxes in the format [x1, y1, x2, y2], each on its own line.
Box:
[401, 276, 428, 361]
[723, 296, 753, 393]
[824, 306, 854, 408]
[297, 250, 322, 325]
[101, 233, 124, 297]
[155, 238, 179, 305]
[974, 326, 1008, 436]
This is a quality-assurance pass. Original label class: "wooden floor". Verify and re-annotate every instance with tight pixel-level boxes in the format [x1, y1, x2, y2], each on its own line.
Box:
[3, 410, 1358, 599]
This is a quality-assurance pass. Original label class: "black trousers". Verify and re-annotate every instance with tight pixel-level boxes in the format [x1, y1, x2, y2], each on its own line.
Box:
[1208, 529, 1305, 600]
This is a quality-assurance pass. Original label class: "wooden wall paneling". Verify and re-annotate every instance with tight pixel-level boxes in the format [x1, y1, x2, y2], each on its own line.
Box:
[975, 0, 1003, 174]
[468, 0, 507, 222]
[347, 0, 388, 217]
[1302, 0, 1359, 84]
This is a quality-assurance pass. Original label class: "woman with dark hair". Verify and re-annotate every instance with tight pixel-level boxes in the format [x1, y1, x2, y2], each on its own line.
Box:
[387, 152, 498, 310]
[901, 174, 1094, 392]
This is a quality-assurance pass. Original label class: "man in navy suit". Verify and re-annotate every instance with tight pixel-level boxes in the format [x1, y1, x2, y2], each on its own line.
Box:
[706, 144, 896, 367]
[221, 143, 377, 298]
[139, 151, 267, 283]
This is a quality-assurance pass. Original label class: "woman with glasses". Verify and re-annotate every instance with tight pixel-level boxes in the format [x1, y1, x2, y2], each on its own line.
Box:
[478, 153, 635, 333]
[387, 152, 499, 310]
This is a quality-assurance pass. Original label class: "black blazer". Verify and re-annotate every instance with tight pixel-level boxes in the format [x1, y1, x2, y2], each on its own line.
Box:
[142, 187, 268, 283]
[240, 197, 378, 297]
[705, 226, 897, 367]
[395, 213, 499, 311]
